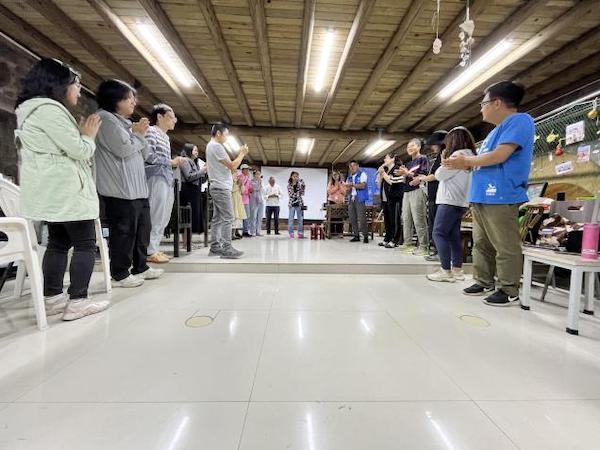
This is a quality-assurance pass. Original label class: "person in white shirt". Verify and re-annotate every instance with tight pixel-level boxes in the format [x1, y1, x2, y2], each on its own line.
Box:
[264, 176, 282, 235]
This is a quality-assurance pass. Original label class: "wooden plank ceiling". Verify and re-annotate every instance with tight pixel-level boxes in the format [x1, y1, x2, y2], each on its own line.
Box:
[0, 0, 598, 166]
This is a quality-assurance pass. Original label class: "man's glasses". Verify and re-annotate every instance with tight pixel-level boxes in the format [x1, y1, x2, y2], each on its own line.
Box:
[480, 98, 497, 108]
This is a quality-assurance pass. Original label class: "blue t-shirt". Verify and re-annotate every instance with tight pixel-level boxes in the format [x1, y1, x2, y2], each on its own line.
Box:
[470, 113, 534, 204]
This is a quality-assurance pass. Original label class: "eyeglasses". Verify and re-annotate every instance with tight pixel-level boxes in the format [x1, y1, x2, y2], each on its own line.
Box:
[480, 98, 497, 108]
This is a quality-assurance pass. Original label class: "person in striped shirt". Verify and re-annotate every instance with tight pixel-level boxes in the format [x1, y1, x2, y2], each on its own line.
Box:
[145, 104, 184, 264]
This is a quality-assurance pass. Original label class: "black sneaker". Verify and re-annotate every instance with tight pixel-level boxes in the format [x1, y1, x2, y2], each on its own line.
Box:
[350, 237, 360, 242]
[378, 242, 387, 247]
[363, 236, 369, 244]
[483, 290, 519, 307]
[209, 247, 223, 256]
[463, 283, 495, 296]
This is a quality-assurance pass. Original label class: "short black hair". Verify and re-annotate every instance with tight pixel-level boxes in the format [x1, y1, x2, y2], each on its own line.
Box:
[484, 81, 525, 108]
[16, 58, 80, 108]
[349, 160, 359, 165]
[181, 143, 196, 158]
[149, 103, 173, 126]
[96, 79, 136, 113]
[211, 123, 229, 137]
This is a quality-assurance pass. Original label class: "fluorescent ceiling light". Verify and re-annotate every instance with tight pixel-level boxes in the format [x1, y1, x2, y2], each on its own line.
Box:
[136, 22, 195, 88]
[297, 138, 315, 155]
[224, 135, 241, 153]
[313, 29, 335, 93]
[438, 39, 513, 101]
[365, 139, 395, 157]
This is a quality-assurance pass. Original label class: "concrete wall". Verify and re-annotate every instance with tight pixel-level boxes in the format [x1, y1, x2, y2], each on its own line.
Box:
[0, 37, 97, 183]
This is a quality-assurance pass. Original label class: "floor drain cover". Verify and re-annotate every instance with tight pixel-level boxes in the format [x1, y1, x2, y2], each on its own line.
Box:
[459, 314, 491, 327]
[185, 316, 214, 328]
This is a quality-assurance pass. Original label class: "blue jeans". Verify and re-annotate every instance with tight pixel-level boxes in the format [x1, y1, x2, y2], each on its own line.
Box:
[249, 202, 264, 235]
[432, 204, 467, 270]
[288, 206, 304, 235]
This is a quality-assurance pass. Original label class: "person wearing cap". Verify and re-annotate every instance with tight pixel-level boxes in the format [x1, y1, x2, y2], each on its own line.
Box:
[443, 81, 534, 307]
[238, 164, 253, 237]
[411, 130, 448, 261]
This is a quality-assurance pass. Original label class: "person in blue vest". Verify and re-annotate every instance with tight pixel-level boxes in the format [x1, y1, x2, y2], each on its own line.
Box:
[345, 160, 369, 243]
[443, 80, 534, 307]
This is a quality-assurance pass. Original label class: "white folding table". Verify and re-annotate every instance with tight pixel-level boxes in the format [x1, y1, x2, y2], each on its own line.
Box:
[521, 247, 600, 335]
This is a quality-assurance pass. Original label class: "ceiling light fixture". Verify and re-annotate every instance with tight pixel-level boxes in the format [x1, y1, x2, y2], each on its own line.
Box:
[297, 138, 315, 155]
[136, 22, 195, 88]
[365, 139, 395, 157]
[313, 29, 335, 93]
[438, 39, 513, 101]
[224, 135, 241, 153]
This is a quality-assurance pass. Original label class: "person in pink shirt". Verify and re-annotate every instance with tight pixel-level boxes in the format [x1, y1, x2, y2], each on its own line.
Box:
[238, 164, 253, 236]
[327, 171, 347, 204]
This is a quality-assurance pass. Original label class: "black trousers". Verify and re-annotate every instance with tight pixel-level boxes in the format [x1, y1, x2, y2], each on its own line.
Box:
[102, 196, 151, 281]
[43, 220, 96, 300]
[387, 196, 404, 245]
[382, 201, 393, 243]
[180, 182, 204, 233]
[428, 200, 438, 251]
[265, 206, 280, 233]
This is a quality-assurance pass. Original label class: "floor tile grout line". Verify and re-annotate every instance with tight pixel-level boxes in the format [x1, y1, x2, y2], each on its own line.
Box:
[235, 279, 277, 450]
[383, 309, 521, 449]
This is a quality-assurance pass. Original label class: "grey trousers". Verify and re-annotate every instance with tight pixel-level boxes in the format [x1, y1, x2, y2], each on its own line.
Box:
[249, 202, 264, 235]
[210, 187, 234, 251]
[147, 176, 174, 255]
[402, 188, 429, 249]
[348, 198, 367, 238]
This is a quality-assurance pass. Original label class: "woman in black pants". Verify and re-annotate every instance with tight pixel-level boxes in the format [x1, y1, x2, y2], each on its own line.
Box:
[379, 155, 405, 247]
[15, 58, 109, 321]
[179, 143, 207, 242]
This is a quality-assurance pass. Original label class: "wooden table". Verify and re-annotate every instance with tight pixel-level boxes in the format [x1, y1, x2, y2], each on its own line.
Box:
[521, 247, 600, 335]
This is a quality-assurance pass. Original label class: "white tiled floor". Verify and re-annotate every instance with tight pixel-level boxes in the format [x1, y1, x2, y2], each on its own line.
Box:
[1, 270, 600, 449]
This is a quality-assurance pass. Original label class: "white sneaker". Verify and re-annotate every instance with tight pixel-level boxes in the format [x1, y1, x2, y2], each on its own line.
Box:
[426, 268, 456, 283]
[44, 293, 68, 316]
[62, 297, 110, 321]
[138, 267, 164, 280]
[452, 269, 466, 281]
[112, 274, 144, 288]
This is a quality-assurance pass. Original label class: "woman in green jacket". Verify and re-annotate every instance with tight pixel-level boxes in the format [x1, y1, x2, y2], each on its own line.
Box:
[14, 58, 109, 321]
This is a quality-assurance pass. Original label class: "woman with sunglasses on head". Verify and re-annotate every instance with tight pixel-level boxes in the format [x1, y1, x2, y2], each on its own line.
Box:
[15, 58, 108, 321]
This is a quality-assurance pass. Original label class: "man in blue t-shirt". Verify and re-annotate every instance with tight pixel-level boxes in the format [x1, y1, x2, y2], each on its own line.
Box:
[443, 81, 534, 307]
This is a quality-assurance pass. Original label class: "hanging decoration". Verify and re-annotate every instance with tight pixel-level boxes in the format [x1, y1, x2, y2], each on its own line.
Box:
[458, 0, 475, 66]
[432, 0, 442, 55]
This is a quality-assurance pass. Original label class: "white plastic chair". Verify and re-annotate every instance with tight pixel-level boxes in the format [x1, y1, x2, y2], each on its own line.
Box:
[0, 217, 47, 330]
[0, 176, 111, 296]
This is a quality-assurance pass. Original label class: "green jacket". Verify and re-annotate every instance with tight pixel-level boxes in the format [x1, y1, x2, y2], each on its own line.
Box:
[14, 98, 99, 222]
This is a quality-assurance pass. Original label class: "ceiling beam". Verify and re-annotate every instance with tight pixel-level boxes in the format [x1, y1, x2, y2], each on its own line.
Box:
[86, 0, 204, 123]
[386, 0, 554, 132]
[248, 0, 277, 126]
[0, 4, 102, 91]
[24, 0, 161, 107]
[317, 0, 376, 128]
[340, 0, 428, 131]
[318, 140, 337, 166]
[366, 0, 491, 130]
[137, 0, 231, 123]
[255, 137, 269, 165]
[197, 0, 254, 126]
[432, 27, 600, 131]
[344, 141, 372, 163]
[275, 138, 282, 165]
[331, 140, 356, 166]
[407, 0, 597, 132]
[291, 138, 299, 166]
[175, 123, 416, 141]
[295, 0, 316, 128]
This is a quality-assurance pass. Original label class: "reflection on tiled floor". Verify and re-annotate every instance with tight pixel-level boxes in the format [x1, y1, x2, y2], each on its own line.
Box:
[1, 271, 599, 449]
